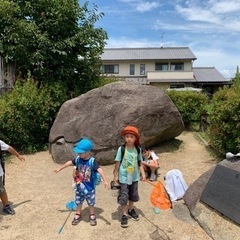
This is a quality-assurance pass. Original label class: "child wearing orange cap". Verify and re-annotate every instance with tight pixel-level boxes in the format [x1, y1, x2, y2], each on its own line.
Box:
[113, 126, 146, 228]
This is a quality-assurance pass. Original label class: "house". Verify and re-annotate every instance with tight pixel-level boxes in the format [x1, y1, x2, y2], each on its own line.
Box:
[100, 47, 230, 94]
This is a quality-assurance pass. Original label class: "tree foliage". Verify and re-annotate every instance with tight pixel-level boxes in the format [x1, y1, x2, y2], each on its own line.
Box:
[0, 78, 68, 152]
[166, 90, 209, 128]
[207, 86, 240, 155]
[0, 0, 107, 95]
[231, 66, 240, 89]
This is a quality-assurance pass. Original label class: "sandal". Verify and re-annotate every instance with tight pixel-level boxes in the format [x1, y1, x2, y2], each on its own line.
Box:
[89, 214, 97, 226]
[72, 213, 81, 225]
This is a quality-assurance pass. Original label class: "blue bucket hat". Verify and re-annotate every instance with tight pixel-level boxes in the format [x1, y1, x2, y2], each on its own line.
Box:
[73, 138, 93, 154]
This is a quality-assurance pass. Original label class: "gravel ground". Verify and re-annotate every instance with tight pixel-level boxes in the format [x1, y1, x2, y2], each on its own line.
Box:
[0, 131, 216, 240]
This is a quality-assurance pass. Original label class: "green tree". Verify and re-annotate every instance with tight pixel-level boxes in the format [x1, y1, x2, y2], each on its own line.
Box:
[167, 90, 209, 129]
[0, 0, 107, 95]
[231, 66, 240, 89]
[0, 78, 68, 152]
[207, 87, 240, 155]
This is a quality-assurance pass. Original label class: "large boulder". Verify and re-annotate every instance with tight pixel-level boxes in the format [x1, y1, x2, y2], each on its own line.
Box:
[184, 159, 240, 239]
[49, 82, 183, 164]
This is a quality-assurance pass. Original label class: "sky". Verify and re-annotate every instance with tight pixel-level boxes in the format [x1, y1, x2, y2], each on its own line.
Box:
[81, 0, 240, 79]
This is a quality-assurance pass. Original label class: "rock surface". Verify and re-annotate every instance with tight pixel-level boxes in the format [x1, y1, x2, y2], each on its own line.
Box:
[184, 159, 240, 239]
[49, 82, 184, 164]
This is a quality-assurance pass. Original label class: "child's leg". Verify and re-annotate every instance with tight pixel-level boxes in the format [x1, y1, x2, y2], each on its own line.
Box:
[0, 185, 15, 215]
[0, 191, 9, 207]
[86, 189, 97, 226]
[75, 204, 82, 214]
[122, 204, 128, 216]
[149, 160, 158, 181]
[127, 182, 139, 221]
[149, 160, 158, 173]
[117, 184, 129, 228]
[72, 189, 83, 225]
[128, 200, 134, 211]
[72, 204, 82, 225]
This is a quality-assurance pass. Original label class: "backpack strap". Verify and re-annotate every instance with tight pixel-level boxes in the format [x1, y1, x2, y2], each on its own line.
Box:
[75, 155, 80, 170]
[89, 157, 95, 171]
[120, 144, 141, 167]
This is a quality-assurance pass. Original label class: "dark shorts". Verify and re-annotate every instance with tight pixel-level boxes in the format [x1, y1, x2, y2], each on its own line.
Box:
[0, 176, 6, 193]
[117, 181, 139, 205]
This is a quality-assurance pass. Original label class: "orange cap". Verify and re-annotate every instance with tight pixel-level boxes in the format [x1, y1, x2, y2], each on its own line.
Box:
[121, 125, 140, 139]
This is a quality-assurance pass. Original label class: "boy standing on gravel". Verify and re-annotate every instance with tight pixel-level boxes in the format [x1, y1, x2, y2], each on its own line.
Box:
[54, 138, 109, 226]
[113, 126, 146, 228]
[0, 140, 25, 215]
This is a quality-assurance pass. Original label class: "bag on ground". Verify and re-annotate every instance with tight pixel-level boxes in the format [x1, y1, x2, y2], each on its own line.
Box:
[164, 169, 188, 201]
[150, 181, 172, 210]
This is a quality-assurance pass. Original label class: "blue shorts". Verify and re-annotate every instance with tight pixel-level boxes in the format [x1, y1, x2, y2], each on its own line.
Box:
[75, 188, 96, 206]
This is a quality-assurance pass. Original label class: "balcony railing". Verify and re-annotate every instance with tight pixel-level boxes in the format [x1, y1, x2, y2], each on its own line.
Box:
[147, 70, 194, 81]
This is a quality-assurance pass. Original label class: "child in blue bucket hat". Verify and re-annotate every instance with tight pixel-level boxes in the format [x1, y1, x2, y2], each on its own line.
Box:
[54, 138, 109, 226]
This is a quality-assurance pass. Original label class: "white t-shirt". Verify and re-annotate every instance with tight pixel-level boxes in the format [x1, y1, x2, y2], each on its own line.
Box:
[0, 140, 10, 176]
[149, 151, 159, 161]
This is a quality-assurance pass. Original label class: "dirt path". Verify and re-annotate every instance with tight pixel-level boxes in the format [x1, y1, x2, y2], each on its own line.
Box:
[0, 132, 217, 240]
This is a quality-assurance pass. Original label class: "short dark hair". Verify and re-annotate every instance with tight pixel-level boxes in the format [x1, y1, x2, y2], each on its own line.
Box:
[141, 146, 150, 153]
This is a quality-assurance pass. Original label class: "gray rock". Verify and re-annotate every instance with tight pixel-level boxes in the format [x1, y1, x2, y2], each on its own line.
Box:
[184, 159, 240, 240]
[49, 82, 183, 164]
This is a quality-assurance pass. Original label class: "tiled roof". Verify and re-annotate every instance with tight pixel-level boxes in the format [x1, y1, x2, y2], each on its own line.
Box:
[193, 67, 228, 82]
[101, 47, 197, 61]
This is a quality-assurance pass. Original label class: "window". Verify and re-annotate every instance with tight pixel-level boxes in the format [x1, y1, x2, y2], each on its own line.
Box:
[170, 63, 184, 71]
[130, 64, 135, 75]
[101, 65, 119, 74]
[155, 63, 168, 71]
[140, 64, 145, 75]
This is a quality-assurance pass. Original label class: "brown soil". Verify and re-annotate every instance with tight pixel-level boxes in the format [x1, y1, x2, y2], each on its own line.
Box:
[0, 131, 218, 240]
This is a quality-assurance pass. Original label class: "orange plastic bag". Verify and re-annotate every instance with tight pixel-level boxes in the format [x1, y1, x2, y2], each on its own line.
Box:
[150, 181, 172, 210]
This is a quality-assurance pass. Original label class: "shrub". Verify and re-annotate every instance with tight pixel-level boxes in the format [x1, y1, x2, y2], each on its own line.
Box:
[207, 87, 240, 155]
[0, 79, 67, 152]
[166, 90, 209, 129]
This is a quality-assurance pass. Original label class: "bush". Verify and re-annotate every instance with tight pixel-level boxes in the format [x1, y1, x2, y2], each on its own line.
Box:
[166, 90, 209, 129]
[207, 87, 240, 155]
[0, 79, 67, 152]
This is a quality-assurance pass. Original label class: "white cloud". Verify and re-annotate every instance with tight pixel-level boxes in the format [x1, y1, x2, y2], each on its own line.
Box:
[209, 0, 240, 14]
[174, 1, 240, 32]
[119, 0, 160, 12]
[176, 5, 221, 24]
[136, 2, 160, 12]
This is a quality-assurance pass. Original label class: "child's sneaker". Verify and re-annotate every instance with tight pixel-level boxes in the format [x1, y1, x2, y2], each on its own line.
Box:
[121, 215, 128, 228]
[3, 204, 15, 215]
[150, 172, 156, 181]
[128, 209, 139, 221]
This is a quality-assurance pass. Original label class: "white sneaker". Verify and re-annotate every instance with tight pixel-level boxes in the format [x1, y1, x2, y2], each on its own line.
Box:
[150, 172, 156, 181]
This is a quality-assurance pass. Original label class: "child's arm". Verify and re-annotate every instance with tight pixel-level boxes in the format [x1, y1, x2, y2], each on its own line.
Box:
[7, 146, 25, 161]
[113, 161, 120, 183]
[142, 160, 158, 168]
[139, 164, 146, 181]
[97, 168, 109, 189]
[53, 160, 73, 173]
[73, 166, 77, 178]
